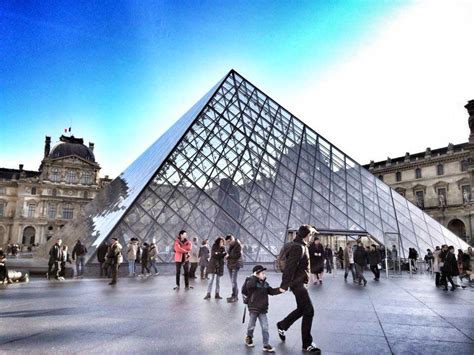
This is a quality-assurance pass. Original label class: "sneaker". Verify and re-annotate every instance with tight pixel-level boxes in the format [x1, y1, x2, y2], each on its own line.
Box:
[108, 281, 116, 285]
[263, 344, 275, 352]
[215, 293, 223, 299]
[245, 336, 254, 347]
[277, 322, 286, 342]
[173, 286, 180, 290]
[185, 286, 193, 290]
[227, 296, 237, 303]
[153, 272, 160, 276]
[203, 293, 211, 300]
[303, 344, 321, 353]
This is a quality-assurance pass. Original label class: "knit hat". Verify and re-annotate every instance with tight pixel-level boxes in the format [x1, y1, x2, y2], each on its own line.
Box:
[252, 265, 267, 274]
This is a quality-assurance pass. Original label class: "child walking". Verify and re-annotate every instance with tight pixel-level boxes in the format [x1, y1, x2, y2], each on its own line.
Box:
[243, 265, 285, 353]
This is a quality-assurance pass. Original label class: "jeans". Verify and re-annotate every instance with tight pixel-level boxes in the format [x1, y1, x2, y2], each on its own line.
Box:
[128, 260, 136, 275]
[207, 273, 220, 294]
[76, 256, 85, 276]
[200, 265, 207, 278]
[247, 312, 269, 346]
[189, 262, 198, 278]
[370, 265, 380, 279]
[355, 263, 366, 283]
[175, 261, 189, 287]
[344, 263, 355, 280]
[278, 284, 314, 348]
[326, 258, 333, 273]
[141, 261, 150, 274]
[228, 267, 240, 297]
[111, 262, 119, 284]
[150, 259, 158, 273]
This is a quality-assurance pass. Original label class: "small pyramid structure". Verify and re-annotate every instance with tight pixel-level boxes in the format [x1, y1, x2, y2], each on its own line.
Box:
[45, 70, 470, 263]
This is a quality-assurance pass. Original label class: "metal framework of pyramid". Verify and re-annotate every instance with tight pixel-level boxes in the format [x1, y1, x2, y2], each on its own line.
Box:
[51, 69, 470, 263]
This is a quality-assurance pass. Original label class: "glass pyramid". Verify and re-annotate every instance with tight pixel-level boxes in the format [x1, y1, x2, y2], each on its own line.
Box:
[47, 70, 470, 263]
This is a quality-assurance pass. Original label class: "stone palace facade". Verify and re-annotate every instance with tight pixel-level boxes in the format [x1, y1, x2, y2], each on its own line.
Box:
[0, 135, 111, 248]
[365, 100, 474, 246]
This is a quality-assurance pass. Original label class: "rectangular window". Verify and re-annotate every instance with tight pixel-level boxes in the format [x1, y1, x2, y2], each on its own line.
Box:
[81, 171, 93, 185]
[461, 160, 469, 172]
[27, 204, 36, 217]
[437, 164, 444, 176]
[396, 172, 402, 182]
[48, 203, 57, 219]
[31, 187, 37, 195]
[62, 204, 73, 219]
[415, 190, 424, 208]
[0, 187, 6, 195]
[0, 202, 4, 216]
[50, 168, 60, 182]
[66, 170, 77, 184]
[415, 168, 422, 179]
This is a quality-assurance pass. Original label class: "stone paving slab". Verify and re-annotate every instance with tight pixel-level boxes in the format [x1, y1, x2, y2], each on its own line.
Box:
[0, 271, 473, 354]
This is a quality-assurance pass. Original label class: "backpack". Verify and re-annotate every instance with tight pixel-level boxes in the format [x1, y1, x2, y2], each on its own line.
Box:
[76, 244, 86, 256]
[276, 242, 304, 272]
[241, 276, 253, 304]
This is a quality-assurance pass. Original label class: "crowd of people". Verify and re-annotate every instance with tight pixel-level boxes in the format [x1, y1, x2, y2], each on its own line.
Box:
[4, 223, 472, 354]
[431, 245, 473, 291]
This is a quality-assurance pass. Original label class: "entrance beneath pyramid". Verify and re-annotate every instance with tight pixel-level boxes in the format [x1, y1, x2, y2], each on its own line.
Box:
[286, 228, 384, 272]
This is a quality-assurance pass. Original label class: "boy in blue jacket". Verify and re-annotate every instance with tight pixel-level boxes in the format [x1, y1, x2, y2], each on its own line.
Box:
[243, 265, 285, 352]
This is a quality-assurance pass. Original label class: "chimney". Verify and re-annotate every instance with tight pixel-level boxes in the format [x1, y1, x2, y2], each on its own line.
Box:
[386, 157, 392, 166]
[19, 164, 23, 171]
[466, 100, 474, 143]
[425, 148, 431, 159]
[369, 160, 374, 170]
[89, 142, 94, 151]
[404, 152, 410, 163]
[44, 136, 51, 158]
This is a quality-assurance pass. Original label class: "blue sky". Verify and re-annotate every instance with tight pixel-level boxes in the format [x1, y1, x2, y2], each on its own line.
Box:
[1, 1, 473, 177]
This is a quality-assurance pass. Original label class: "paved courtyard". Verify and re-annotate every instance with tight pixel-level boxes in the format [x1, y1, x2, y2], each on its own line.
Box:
[0, 270, 473, 354]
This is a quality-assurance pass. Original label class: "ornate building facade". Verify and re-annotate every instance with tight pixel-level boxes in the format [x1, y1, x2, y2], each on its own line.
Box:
[0, 135, 111, 247]
[364, 100, 474, 246]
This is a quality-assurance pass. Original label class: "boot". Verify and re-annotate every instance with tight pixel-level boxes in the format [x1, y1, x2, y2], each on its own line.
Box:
[203, 293, 211, 300]
[215, 293, 223, 299]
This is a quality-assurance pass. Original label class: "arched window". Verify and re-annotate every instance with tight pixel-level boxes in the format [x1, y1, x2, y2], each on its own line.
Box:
[62, 203, 74, 219]
[415, 168, 422, 179]
[66, 170, 77, 184]
[395, 171, 402, 182]
[50, 168, 60, 182]
[437, 164, 444, 176]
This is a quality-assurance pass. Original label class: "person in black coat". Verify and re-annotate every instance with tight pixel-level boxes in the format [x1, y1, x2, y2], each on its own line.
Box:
[47, 238, 63, 280]
[204, 237, 227, 300]
[97, 241, 109, 277]
[243, 265, 283, 351]
[443, 246, 459, 291]
[277, 224, 320, 353]
[308, 237, 325, 285]
[368, 245, 381, 281]
[225, 234, 243, 302]
[324, 245, 333, 274]
[353, 241, 368, 286]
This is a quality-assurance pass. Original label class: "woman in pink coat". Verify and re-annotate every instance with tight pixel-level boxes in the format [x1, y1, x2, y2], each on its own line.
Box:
[173, 230, 192, 290]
